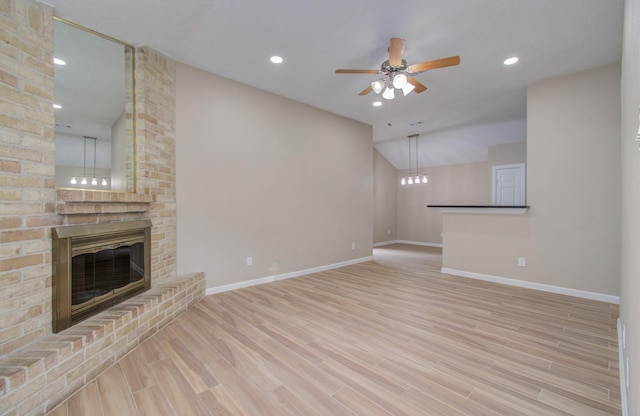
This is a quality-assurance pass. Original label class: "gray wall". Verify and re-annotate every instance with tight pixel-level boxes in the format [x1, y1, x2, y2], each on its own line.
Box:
[175, 63, 373, 289]
[373, 148, 397, 244]
[620, 0, 640, 412]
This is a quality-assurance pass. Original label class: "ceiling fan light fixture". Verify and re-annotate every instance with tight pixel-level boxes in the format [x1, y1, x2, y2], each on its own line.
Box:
[401, 82, 415, 96]
[371, 79, 385, 94]
[335, 38, 459, 99]
[392, 73, 407, 89]
[382, 86, 395, 100]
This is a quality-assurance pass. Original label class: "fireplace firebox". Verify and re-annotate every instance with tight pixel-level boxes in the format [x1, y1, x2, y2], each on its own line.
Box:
[52, 220, 151, 332]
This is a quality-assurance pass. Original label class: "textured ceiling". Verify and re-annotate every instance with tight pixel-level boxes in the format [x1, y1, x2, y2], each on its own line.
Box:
[47, 0, 623, 169]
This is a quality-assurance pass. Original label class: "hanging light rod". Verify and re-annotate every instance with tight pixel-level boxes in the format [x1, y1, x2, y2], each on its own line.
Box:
[400, 134, 428, 186]
[69, 136, 108, 187]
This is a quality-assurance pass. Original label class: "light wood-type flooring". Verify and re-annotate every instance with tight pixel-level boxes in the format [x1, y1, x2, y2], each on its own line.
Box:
[48, 244, 621, 415]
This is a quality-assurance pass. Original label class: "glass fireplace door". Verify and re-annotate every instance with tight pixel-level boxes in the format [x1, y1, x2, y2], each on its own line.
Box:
[71, 242, 145, 308]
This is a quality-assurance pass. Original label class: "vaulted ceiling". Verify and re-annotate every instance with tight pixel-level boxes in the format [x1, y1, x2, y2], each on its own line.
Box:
[48, 0, 623, 169]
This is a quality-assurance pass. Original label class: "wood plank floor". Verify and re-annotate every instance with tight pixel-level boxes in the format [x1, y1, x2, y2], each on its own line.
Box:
[48, 244, 621, 415]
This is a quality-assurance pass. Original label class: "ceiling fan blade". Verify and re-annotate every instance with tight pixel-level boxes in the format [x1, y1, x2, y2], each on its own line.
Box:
[407, 56, 460, 74]
[407, 76, 427, 93]
[388, 38, 405, 67]
[335, 69, 380, 74]
[359, 85, 373, 95]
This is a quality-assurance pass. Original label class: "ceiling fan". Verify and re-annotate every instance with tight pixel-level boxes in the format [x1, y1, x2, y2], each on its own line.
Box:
[335, 38, 460, 99]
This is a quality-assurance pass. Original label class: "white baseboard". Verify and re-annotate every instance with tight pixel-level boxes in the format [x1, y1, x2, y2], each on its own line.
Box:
[394, 240, 443, 248]
[373, 240, 443, 248]
[205, 256, 374, 296]
[441, 267, 620, 304]
[618, 318, 629, 416]
[373, 240, 398, 247]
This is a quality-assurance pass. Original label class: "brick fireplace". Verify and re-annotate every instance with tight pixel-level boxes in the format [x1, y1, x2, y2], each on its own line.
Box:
[0, 1, 204, 414]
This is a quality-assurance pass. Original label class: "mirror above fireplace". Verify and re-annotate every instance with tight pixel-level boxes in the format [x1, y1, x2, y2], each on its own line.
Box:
[53, 17, 136, 192]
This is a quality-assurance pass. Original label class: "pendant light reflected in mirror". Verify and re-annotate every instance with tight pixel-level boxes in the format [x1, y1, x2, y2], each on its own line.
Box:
[69, 136, 109, 188]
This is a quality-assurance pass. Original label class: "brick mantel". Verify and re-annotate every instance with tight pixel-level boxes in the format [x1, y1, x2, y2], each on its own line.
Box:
[55, 189, 153, 215]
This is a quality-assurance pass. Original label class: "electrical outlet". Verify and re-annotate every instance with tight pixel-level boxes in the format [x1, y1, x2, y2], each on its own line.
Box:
[246, 256, 252, 266]
[388, 229, 391, 235]
[518, 257, 526, 267]
[352, 242, 356, 250]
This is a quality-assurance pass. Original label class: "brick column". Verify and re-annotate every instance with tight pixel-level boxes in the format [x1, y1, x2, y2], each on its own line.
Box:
[0, 0, 59, 354]
[134, 47, 177, 283]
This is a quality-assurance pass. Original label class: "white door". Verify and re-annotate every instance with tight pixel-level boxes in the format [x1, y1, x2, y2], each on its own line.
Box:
[492, 163, 525, 206]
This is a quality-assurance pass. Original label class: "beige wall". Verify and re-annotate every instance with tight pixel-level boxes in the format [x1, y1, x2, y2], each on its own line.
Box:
[373, 148, 397, 244]
[488, 141, 526, 167]
[175, 63, 373, 289]
[527, 62, 620, 295]
[620, 0, 640, 412]
[397, 162, 490, 245]
[375, 140, 524, 247]
[442, 62, 621, 298]
[488, 141, 526, 192]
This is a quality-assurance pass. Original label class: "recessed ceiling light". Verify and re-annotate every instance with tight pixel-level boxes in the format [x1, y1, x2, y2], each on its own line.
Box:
[372, 101, 382, 107]
[504, 57, 519, 65]
[53, 104, 62, 109]
[53, 58, 66, 65]
[270, 56, 283, 64]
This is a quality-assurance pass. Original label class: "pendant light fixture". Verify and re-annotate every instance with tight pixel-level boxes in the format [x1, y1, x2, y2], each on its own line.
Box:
[69, 136, 108, 187]
[400, 134, 428, 185]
